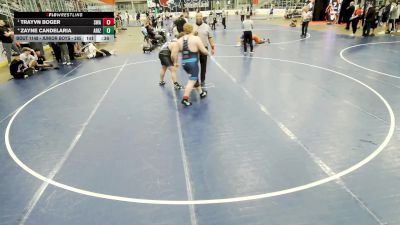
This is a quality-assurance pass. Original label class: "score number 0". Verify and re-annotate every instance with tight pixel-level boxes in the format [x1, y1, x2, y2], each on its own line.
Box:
[103, 18, 115, 26]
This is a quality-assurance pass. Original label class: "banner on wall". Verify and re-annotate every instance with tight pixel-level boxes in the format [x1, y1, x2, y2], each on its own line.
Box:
[87, 5, 114, 12]
[168, 0, 211, 11]
[100, 0, 115, 4]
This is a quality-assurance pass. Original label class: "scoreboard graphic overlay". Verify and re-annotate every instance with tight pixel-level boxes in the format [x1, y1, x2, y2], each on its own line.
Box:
[14, 12, 115, 42]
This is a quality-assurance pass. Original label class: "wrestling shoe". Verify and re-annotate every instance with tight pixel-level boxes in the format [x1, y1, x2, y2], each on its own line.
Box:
[181, 99, 192, 106]
[200, 90, 208, 98]
[174, 82, 184, 89]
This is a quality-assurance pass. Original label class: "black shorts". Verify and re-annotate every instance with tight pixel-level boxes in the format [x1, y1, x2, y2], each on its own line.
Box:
[159, 50, 173, 67]
[11, 68, 34, 79]
[11, 72, 26, 79]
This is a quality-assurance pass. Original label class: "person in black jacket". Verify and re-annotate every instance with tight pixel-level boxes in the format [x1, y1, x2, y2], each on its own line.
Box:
[338, 0, 351, 23]
[371, 5, 380, 36]
[0, 20, 21, 64]
[136, 12, 141, 26]
[345, 1, 356, 30]
[363, 4, 377, 36]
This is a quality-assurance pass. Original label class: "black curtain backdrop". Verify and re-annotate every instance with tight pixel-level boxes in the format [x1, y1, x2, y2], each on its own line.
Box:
[313, 0, 330, 20]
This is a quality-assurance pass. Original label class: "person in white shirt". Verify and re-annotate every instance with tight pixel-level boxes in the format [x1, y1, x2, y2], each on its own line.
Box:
[19, 47, 38, 69]
[242, 15, 254, 54]
[301, 5, 313, 38]
[211, 10, 217, 30]
[125, 11, 130, 25]
[217, 9, 222, 18]
[387, 1, 398, 32]
[222, 10, 227, 29]
[240, 7, 245, 21]
[194, 12, 215, 86]
[120, 12, 127, 29]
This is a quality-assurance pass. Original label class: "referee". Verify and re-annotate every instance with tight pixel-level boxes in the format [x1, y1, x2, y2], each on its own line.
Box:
[193, 12, 215, 86]
[242, 15, 254, 55]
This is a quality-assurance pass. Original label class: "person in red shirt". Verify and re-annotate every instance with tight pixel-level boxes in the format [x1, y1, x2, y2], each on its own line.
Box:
[236, 34, 270, 46]
[350, 5, 363, 35]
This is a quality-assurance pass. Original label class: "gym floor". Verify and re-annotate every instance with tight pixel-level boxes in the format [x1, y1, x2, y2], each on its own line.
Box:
[1, 18, 400, 225]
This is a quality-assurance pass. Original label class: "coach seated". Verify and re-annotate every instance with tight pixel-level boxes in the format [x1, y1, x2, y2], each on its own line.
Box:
[144, 21, 163, 42]
[35, 49, 59, 70]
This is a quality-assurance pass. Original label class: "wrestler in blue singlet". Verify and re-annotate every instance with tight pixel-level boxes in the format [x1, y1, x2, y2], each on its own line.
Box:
[180, 34, 207, 107]
[181, 36, 200, 81]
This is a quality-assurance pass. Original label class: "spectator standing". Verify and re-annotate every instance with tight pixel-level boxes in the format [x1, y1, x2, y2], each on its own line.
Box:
[67, 42, 75, 61]
[382, 1, 391, 32]
[397, 3, 400, 32]
[387, 1, 398, 33]
[59, 42, 72, 65]
[120, 12, 127, 30]
[350, 5, 363, 36]
[301, 5, 313, 38]
[363, 3, 376, 36]
[50, 43, 62, 63]
[345, 1, 356, 30]
[211, 11, 217, 30]
[136, 12, 141, 25]
[371, 5, 380, 36]
[126, 11, 130, 25]
[0, 20, 20, 64]
[222, 9, 227, 29]
[338, 0, 351, 24]
[240, 7, 245, 21]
